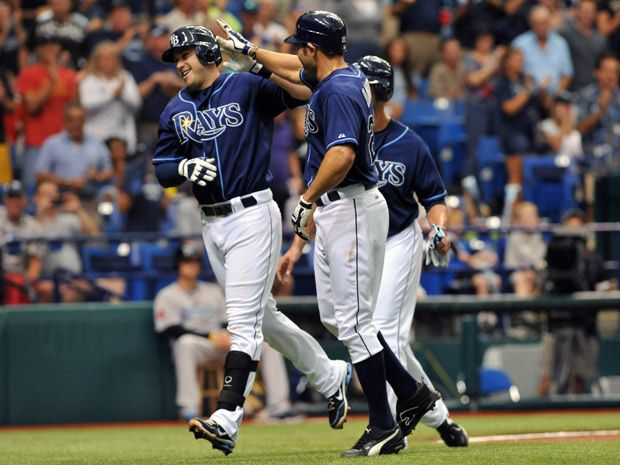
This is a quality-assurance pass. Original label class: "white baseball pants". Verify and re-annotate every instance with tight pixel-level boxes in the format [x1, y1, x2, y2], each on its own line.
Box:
[201, 190, 345, 439]
[313, 186, 388, 364]
[373, 221, 449, 428]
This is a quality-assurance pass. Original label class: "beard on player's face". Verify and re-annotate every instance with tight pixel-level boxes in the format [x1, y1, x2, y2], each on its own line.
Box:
[297, 45, 317, 76]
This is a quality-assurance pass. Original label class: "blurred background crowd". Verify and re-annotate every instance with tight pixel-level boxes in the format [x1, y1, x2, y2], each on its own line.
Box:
[0, 0, 619, 316]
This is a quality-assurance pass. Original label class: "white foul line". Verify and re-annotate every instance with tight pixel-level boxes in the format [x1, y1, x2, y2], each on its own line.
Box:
[466, 430, 620, 443]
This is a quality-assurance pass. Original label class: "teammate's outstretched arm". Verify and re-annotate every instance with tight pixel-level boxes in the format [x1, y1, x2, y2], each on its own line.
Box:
[216, 18, 304, 85]
[276, 235, 307, 286]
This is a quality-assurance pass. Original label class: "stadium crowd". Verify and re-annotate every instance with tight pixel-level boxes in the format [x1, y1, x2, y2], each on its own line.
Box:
[0, 0, 618, 313]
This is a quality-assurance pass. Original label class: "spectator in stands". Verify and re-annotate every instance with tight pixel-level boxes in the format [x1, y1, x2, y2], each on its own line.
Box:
[0, 180, 43, 304]
[0, 76, 15, 184]
[504, 201, 547, 297]
[559, 0, 606, 92]
[16, 32, 77, 194]
[391, 0, 441, 77]
[164, 0, 207, 31]
[539, 0, 569, 31]
[126, 23, 183, 146]
[539, 91, 583, 161]
[539, 209, 612, 395]
[495, 47, 541, 224]
[0, 0, 27, 76]
[597, 0, 620, 53]
[154, 242, 230, 420]
[119, 151, 170, 233]
[383, 36, 415, 118]
[428, 38, 466, 100]
[84, 0, 141, 60]
[35, 0, 89, 67]
[512, 5, 573, 96]
[324, 0, 383, 62]
[463, 27, 505, 199]
[576, 53, 620, 169]
[35, 101, 113, 199]
[79, 41, 141, 155]
[33, 180, 100, 301]
[250, 0, 289, 52]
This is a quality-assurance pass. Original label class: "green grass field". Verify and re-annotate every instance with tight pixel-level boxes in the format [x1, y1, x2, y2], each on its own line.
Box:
[1, 411, 619, 465]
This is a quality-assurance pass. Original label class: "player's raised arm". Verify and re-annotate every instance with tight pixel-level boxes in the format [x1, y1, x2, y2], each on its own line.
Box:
[216, 18, 303, 85]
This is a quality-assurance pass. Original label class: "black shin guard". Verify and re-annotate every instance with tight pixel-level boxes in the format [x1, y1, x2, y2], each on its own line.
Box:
[217, 351, 259, 411]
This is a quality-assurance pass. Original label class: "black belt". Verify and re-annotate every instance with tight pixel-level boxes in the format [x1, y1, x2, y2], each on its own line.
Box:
[315, 184, 376, 207]
[201, 195, 258, 217]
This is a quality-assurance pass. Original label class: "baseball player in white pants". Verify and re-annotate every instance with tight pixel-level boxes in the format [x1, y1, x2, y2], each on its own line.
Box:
[152, 26, 350, 455]
[356, 55, 468, 446]
[223, 11, 442, 457]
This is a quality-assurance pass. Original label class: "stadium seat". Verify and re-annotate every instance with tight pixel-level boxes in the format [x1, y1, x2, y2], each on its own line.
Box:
[477, 136, 506, 207]
[437, 120, 467, 187]
[521, 155, 579, 222]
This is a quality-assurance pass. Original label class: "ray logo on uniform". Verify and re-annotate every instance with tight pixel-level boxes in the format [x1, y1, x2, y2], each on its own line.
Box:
[172, 104, 244, 143]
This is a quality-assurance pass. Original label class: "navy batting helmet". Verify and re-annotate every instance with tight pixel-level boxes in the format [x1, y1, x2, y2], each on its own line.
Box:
[284, 10, 346, 56]
[162, 25, 222, 66]
[355, 55, 394, 102]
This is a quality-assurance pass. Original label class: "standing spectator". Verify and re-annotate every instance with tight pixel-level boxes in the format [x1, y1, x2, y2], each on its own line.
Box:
[16, 32, 77, 194]
[0, 180, 43, 304]
[84, 0, 140, 59]
[576, 53, 620, 169]
[35, 101, 113, 198]
[539, 92, 583, 160]
[252, 0, 289, 52]
[125, 23, 183, 147]
[0, 0, 27, 76]
[597, 0, 620, 54]
[164, 0, 207, 31]
[559, 0, 606, 92]
[79, 41, 142, 155]
[383, 37, 415, 118]
[463, 28, 505, 199]
[35, 0, 89, 67]
[0, 75, 15, 183]
[539, 0, 570, 31]
[325, 0, 383, 62]
[391, 0, 442, 77]
[428, 37, 466, 100]
[512, 5, 573, 95]
[154, 243, 230, 420]
[494, 47, 541, 224]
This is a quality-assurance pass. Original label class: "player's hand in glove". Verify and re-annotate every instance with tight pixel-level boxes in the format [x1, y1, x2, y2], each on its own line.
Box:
[425, 224, 452, 267]
[216, 18, 254, 55]
[178, 157, 217, 187]
[223, 53, 271, 78]
[291, 195, 313, 240]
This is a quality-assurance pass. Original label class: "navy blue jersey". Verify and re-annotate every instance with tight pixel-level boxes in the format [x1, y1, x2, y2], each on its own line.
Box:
[375, 119, 446, 237]
[300, 65, 377, 188]
[152, 72, 303, 204]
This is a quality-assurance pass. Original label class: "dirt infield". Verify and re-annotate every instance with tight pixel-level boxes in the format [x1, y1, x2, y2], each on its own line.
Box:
[467, 430, 620, 444]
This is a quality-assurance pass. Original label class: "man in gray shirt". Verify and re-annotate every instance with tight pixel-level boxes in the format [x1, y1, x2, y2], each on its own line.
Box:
[559, 0, 606, 92]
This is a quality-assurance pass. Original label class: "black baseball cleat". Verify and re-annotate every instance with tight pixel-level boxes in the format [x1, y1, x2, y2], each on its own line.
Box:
[188, 417, 235, 455]
[396, 383, 442, 436]
[328, 362, 352, 429]
[341, 424, 405, 457]
[437, 418, 469, 447]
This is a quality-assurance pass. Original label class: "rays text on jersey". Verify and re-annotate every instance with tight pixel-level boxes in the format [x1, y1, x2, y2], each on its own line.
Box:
[173, 103, 244, 144]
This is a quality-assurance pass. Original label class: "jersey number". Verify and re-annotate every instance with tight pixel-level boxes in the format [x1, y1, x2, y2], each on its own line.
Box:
[367, 114, 376, 165]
